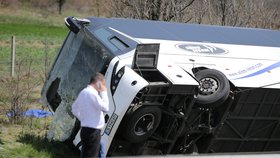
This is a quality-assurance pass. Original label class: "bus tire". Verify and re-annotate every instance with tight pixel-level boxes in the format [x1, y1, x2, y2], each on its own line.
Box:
[194, 69, 230, 108]
[124, 106, 161, 143]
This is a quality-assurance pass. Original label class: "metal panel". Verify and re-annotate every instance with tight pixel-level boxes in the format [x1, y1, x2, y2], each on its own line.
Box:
[87, 17, 280, 47]
[207, 88, 280, 152]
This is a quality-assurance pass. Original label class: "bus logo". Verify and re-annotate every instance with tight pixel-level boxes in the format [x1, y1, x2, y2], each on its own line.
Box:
[175, 43, 228, 55]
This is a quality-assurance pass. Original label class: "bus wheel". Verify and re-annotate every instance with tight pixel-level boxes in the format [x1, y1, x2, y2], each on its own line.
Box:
[194, 69, 230, 108]
[124, 106, 161, 143]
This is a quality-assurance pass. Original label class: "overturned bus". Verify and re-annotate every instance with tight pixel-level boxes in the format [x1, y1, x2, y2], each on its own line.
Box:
[41, 17, 280, 156]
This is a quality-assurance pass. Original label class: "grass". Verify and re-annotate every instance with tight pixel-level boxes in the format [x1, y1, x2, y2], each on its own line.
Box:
[0, 10, 68, 39]
[0, 23, 67, 38]
[0, 119, 79, 158]
[0, 8, 68, 76]
[16, 134, 78, 158]
[0, 6, 79, 158]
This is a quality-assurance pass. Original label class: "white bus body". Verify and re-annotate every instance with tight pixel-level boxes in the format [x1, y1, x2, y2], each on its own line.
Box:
[41, 17, 280, 156]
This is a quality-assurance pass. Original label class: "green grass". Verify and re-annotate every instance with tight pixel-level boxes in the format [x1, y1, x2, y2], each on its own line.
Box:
[0, 12, 67, 38]
[15, 134, 78, 158]
[0, 23, 67, 38]
[0, 7, 77, 158]
[0, 13, 67, 39]
[0, 11, 67, 77]
[1, 143, 52, 158]
[0, 122, 79, 158]
[0, 14, 56, 26]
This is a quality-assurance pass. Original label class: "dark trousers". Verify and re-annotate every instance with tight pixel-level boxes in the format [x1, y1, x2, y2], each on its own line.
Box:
[81, 127, 101, 158]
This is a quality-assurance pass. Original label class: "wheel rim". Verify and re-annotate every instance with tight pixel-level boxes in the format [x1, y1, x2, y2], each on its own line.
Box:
[134, 113, 155, 136]
[198, 77, 219, 95]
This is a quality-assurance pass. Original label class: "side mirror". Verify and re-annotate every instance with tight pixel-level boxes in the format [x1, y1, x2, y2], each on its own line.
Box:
[64, 17, 90, 34]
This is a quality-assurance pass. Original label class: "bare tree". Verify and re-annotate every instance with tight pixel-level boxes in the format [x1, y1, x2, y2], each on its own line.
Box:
[248, 0, 279, 29]
[202, 0, 235, 26]
[57, 0, 65, 14]
[0, 59, 41, 123]
[110, 0, 195, 22]
[187, 0, 279, 30]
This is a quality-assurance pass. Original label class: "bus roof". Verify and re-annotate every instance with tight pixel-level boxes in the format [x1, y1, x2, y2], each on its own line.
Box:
[87, 17, 280, 47]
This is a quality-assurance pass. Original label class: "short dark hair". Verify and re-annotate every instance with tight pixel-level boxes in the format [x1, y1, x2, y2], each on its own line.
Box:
[90, 72, 105, 84]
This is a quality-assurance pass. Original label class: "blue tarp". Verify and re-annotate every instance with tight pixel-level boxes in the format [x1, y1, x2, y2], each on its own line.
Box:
[24, 109, 53, 118]
[6, 109, 53, 118]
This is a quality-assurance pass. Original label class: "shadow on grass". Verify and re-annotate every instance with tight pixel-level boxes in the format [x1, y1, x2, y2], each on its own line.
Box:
[0, 138, 3, 145]
[17, 133, 80, 158]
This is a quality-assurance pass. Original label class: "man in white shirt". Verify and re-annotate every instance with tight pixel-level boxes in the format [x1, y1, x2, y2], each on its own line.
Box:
[72, 72, 109, 157]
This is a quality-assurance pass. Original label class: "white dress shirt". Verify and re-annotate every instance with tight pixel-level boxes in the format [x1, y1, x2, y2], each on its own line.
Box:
[72, 85, 109, 129]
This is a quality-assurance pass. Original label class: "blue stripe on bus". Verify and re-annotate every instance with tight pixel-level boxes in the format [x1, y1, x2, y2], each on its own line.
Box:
[234, 61, 280, 80]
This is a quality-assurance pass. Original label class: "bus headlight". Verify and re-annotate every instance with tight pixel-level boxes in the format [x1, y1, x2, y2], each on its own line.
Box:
[110, 63, 125, 95]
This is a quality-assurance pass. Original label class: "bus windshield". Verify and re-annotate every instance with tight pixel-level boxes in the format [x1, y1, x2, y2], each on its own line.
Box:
[46, 29, 114, 111]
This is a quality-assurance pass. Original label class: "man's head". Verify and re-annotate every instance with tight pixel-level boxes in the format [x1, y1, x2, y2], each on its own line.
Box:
[90, 72, 106, 92]
[90, 72, 105, 84]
